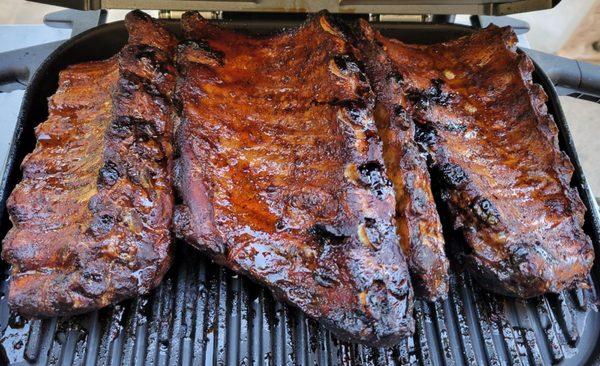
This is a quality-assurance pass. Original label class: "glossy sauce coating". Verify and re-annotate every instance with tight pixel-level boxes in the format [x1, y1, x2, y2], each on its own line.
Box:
[377, 25, 594, 298]
[1, 11, 177, 316]
[355, 20, 449, 301]
[174, 12, 413, 346]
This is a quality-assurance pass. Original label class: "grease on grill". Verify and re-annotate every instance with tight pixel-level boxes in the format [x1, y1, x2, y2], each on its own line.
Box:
[3, 15, 599, 366]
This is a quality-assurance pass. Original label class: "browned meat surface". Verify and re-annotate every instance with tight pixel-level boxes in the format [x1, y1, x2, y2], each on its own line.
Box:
[1, 11, 177, 316]
[354, 21, 449, 301]
[373, 24, 594, 298]
[173, 12, 413, 346]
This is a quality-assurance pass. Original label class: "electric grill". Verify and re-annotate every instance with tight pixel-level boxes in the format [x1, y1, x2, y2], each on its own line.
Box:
[2, 1, 600, 365]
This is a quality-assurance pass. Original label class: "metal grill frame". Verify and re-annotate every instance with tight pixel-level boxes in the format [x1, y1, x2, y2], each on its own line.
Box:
[25, 0, 561, 16]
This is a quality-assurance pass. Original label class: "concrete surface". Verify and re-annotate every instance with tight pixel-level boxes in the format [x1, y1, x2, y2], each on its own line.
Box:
[560, 96, 600, 196]
[512, 0, 597, 54]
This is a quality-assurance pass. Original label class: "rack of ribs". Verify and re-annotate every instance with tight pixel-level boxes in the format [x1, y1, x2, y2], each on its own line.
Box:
[354, 21, 449, 301]
[173, 12, 414, 346]
[367, 22, 594, 298]
[1, 11, 178, 316]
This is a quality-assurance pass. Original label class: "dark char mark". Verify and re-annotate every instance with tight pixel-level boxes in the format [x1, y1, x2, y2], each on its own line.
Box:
[414, 122, 438, 150]
[308, 224, 347, 246]
[119, 71, 169, 102]
[406, 78, 453, 109]
[358, 161, 393, 200]
[388, 70, 404, 85]
[437, 162, 468, 188]
[98, 161, 120, 186]
[334, 54, 361, 74]
[127, 45, 172, 77]
[109, 116, 159, 141]
[88, 214, 116, 237]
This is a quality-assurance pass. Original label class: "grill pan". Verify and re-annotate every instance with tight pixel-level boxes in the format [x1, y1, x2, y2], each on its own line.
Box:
[1, 18, 600, 366]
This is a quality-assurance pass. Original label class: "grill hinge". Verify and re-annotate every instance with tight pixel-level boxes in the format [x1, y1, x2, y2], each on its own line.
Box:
[158, 10, 221, 19]
[370, 14, 456, 23]
[370, 14, 433, 23]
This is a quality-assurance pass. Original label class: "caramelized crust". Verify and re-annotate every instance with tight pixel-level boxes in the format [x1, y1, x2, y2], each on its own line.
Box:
[376, 25, 594, 298]
[174, 12, 413, 345]
[355, 21, 449, 301]
[1, 11, 177, 316]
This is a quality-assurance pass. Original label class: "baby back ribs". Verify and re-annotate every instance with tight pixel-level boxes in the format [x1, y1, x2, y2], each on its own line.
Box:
[173, 12, 413, 346]
[374, 25, 594, 298]
[2, 11, 178, 316]
[354, 21, 449, 301]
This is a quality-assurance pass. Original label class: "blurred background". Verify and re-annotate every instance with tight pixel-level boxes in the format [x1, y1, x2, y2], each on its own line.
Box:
[0, 0, 599, 196]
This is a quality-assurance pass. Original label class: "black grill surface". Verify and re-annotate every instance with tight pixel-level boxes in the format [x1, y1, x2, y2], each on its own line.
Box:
[1, 246, 599, 365]
[1, 20, 599, 366]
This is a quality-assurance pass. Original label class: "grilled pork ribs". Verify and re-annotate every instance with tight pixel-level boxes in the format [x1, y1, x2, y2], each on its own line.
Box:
[173, 12, 414, 346]
[366, 23, 594, 298]
[354, 22, 449, 301]
[1, 11, 178, 316]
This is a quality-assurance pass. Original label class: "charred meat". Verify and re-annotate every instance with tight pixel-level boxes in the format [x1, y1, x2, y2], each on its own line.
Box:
[1, 11, 178, 316]
[173, 12, 413, 346]
[372, 24, 594, 298]
[354, 20, 449, 301]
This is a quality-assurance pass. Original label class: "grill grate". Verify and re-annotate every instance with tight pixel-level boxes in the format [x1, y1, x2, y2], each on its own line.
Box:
[0, 241, 597, 366]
